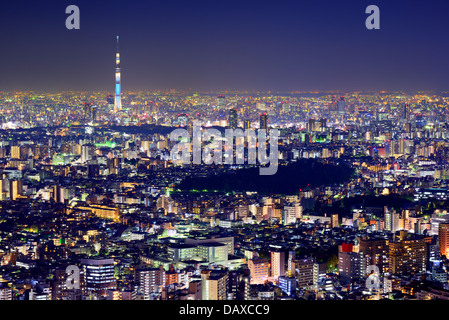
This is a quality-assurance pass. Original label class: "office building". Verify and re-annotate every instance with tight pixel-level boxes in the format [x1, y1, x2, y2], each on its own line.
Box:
[278, 276, 296, 296]
[81, 258, 116, 296]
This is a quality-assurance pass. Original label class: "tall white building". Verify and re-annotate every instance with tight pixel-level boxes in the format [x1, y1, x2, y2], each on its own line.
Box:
[384, 207, 400, 232]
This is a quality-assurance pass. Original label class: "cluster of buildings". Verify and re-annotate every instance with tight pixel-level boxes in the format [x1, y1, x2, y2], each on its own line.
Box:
[0, 90, 449, 300]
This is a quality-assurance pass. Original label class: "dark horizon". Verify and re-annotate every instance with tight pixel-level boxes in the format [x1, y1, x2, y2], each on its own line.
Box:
[1, 0, 449, 93]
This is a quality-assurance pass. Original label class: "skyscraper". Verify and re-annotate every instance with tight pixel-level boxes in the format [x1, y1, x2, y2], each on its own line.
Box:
[229, 108, 238, 129]
[114, 36, 122, 113]
[337, 96, 345, 114]
[217, 95, 226, 109]
[307, 118, 316, 132]
[259, 113, 268, 130]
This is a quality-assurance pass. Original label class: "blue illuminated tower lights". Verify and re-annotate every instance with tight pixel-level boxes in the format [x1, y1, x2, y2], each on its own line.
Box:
[114, 35, 121, 113]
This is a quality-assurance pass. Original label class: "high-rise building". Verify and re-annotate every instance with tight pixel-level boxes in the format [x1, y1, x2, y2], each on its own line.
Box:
[270, 251, 285, 281]
[293, 256, 317, 289]
[388, 231, 427, 275]
[54, 185, 66, 203]
[259, 113, 268, 130]
[107, 94, 114, 106]
[9, 180, 22, 201]
[248, 258, 269, 285]
[358, 237, 389, 275]
[229, 108, 238, 129]
[319, 118, 327, 131]
[308, 118, 316, 132]
[401, 104, 408, 120]
[439, 223, 449, 258]
[278, 276, 296, 296]
[81, 144, 95, 163]
[11, 146, 21, 159]
[431, 212, 449, 235]
[331, 213, 339, 228]
[228, 270, 250, 300]
[283, 205, 302, 225]
[81, 258, 116, 296]
[338, 243, 366, 284]
[217, 95, 225, 109]
[114, 36, 121, 112]
[91, 105, 98, 121]
[384, 207, 400, 233]
[415, 113, 425, 128]
[287, 251, 295, 277]
[201, 270, 228, 300]
[337, 96, 345, 114]
[134, 267, 165, 297]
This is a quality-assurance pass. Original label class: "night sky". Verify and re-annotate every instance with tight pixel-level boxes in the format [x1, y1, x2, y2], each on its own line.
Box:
[1, 0, 449, 93]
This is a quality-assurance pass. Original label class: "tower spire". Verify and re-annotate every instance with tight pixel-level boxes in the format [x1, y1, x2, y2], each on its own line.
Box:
[114, 35, 121, 113]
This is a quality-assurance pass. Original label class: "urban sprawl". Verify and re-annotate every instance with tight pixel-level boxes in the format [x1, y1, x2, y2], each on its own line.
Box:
[0, 90, 448, 301]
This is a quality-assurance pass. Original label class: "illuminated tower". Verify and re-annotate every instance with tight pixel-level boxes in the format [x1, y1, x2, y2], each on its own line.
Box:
[114, 36, 121, 113]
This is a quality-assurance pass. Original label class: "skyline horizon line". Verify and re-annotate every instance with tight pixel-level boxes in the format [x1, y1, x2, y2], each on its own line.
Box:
[1, 89, 449, 95]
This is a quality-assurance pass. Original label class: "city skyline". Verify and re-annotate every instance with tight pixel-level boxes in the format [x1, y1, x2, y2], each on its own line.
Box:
[3, 0, 449, 306]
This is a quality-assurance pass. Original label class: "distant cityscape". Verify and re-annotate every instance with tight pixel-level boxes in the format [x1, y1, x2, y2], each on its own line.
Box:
[0, 86, 449, 301]
[2, 0, 449, 301]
